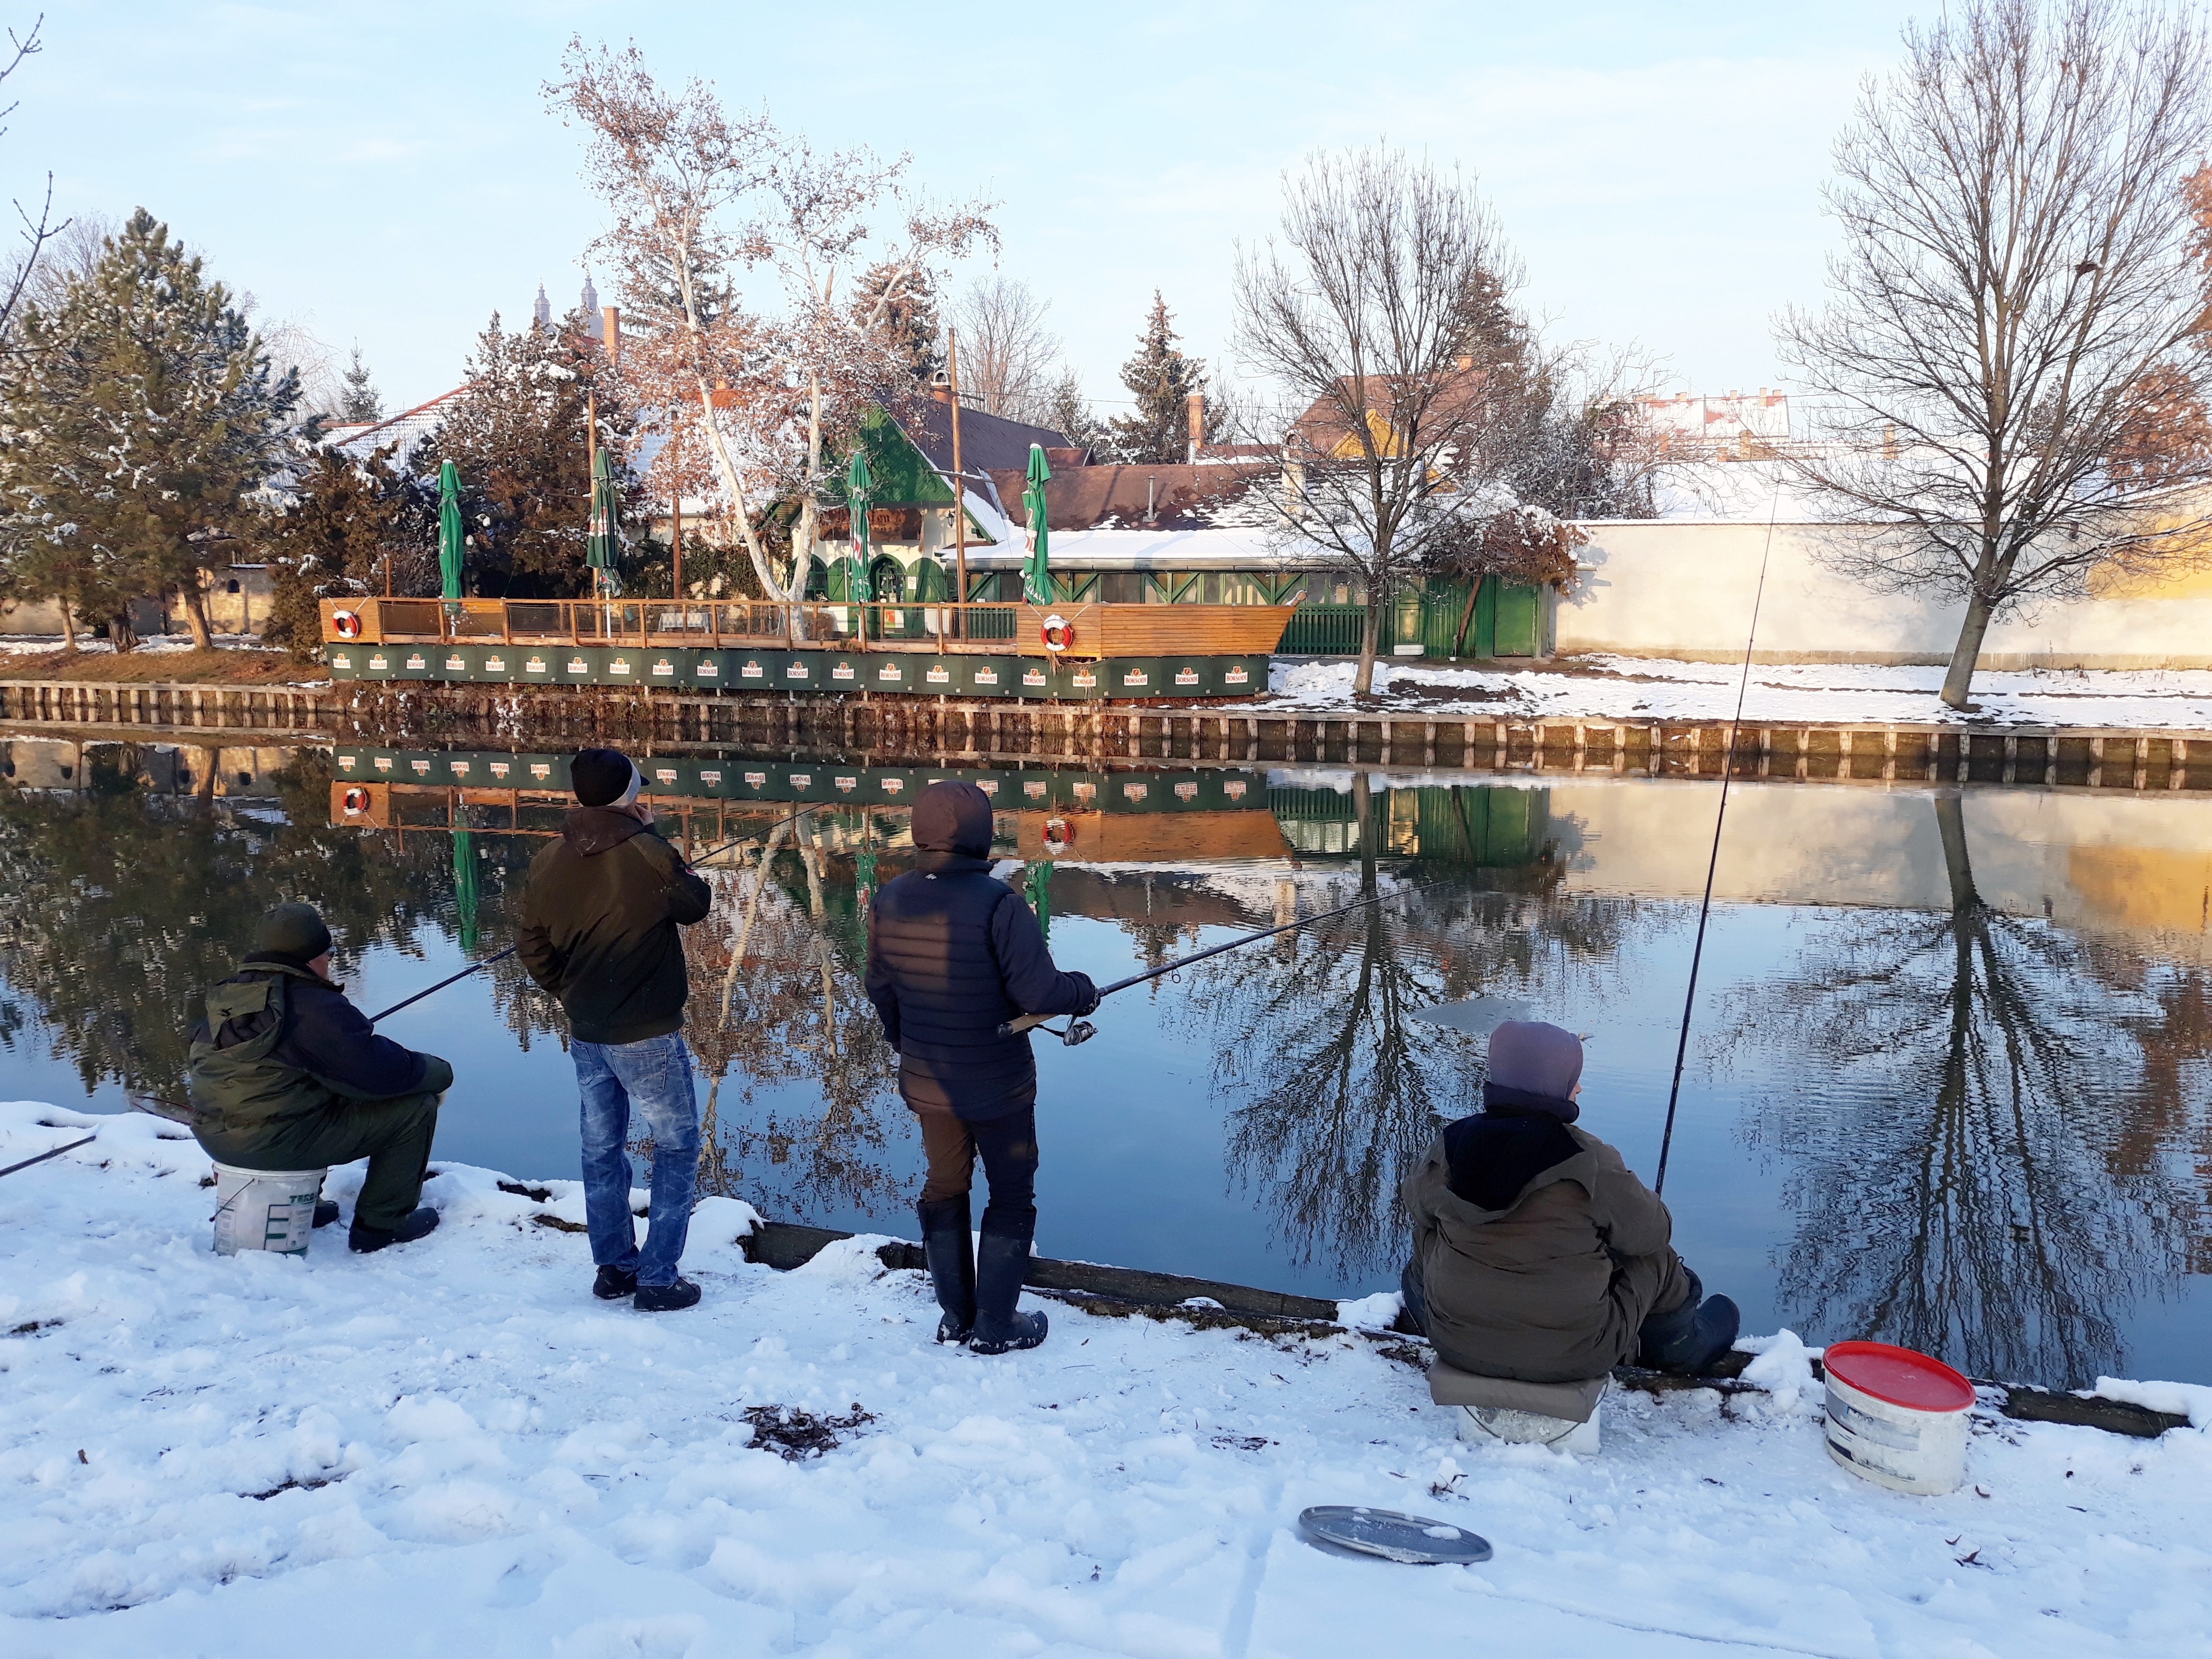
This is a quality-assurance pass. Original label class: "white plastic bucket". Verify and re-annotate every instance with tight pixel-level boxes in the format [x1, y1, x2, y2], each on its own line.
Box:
[1455, 1399, 1603, 1455]
[211, 1162, 326, 1258]
[1822, 1341, 1975, 1496]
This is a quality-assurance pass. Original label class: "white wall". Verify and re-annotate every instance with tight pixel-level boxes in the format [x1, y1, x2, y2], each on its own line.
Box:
[1562, 520, 2212, 669]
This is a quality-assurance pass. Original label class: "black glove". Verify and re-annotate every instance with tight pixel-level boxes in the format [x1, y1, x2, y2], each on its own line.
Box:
[1076, 975, 1102, 1017]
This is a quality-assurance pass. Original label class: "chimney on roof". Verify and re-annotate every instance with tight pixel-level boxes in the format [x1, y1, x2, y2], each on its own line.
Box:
[602, 307, 621, 362]
[1187, 390, 1204, 463]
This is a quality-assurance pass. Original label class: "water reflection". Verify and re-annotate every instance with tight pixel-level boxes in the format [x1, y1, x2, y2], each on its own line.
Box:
[1725, 791, 2212, 1384]
[4, 736, 2209, 1385]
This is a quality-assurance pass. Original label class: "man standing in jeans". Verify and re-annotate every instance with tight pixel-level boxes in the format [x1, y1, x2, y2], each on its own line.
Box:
[519, 748, 713, 1311]
[866, 780, 1098, 1354]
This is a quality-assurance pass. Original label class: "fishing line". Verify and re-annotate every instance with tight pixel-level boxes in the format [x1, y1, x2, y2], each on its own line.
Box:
[0, 1135, 98, 1182]
[361, 803, 828, 1025]
[1004, 878, 1448, 1041]
[1654, 483, 1781, 1198]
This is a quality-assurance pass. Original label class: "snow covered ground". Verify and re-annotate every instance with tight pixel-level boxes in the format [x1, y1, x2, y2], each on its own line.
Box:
[1268, 656, 2212, 731]
[0, 634, 274, 656]
[6, 1098, 2210, 1659]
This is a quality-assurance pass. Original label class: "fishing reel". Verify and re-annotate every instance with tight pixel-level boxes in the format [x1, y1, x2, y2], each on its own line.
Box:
[999, 1015, 1096, 1045]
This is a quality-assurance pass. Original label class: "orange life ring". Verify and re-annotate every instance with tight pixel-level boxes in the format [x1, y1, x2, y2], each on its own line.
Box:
[1040, 613, 1075, 653]
[1042, 816, 1075, 852]
[331, 609, 363, 639]
[341, 786, 371, 814]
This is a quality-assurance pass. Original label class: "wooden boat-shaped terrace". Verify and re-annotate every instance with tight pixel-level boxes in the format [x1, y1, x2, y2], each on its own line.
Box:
[321, 597, 1293, 702]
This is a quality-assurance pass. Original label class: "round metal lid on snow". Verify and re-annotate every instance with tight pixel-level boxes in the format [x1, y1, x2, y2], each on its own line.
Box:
[1823, 1341, 1975, 1413]
[1297, 1506, 1493, 1565]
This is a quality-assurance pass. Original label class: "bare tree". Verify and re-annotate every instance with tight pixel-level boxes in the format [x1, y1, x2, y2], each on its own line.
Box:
[1778, 0, 2212, 710]
[545, 40, 790, 599]
[1234, 147, 1526, 695]
[948, 275, 1060, 420]
[749, 136, 996, 578]
[0, 15, 62, 351]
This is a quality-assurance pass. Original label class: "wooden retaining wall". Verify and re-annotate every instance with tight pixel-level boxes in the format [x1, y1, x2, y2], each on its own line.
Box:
[738, 1220, 2191, 1439]
[6, 677, 2212, 791]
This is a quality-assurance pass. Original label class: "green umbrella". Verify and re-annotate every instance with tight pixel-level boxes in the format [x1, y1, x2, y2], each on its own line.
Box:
[1021, 443, 1052, 606]
[452, 828, 480, 956]
[586, 448, 619, 587]
[845, 450, 873, 603]
[1025, 859, 1052, 941]
[437, 460, 464, 610]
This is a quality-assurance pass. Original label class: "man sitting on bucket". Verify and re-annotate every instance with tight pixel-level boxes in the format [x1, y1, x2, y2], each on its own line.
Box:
[188, 902, 451, 1253]
[1400, 1020, 1740, 1384]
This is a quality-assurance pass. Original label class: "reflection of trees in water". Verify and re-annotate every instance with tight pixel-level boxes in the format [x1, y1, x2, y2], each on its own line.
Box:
[1727, 792, 2212, 1387]
[1176, 780, 1653, 1283]
[684, 820, 905, 1220]
[0, 749, 468, 1094]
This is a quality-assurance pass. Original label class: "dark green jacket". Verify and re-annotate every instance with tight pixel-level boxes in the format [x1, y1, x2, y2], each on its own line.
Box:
[186, 960, 455, 1135]
[516, 808, 713, 1044]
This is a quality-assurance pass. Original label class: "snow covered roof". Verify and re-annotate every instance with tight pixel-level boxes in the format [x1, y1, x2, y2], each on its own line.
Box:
[322, 387, 469, 470]
[989, 461, 1281, 534]
[960, 523, 1286, 569]
[1636, 389, 1792, 443]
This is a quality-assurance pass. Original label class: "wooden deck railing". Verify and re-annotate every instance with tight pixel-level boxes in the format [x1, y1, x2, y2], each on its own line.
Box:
[322, 597, 1294, 659]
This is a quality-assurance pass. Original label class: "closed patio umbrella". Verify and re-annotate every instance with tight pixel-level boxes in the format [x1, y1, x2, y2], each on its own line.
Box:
[438, 460, 464, 616]
[845, 450, 874, 603]
[1021, 444, 1052, 606]
[586, 449, 619, 595]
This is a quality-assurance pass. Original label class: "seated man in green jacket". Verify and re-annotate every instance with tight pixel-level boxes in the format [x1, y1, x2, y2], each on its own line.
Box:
[189, 903, 452, 1253]
[1400, 1020, 1739, 1383]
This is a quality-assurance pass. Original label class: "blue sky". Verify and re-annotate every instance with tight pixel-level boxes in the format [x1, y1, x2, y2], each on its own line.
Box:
[22, 2, 1925, 415]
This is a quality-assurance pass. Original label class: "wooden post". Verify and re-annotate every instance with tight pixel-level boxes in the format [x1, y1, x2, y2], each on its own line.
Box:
[947, 328, 967, 637]
[672, 488, 683, 609]
[586, 386, 599, 605]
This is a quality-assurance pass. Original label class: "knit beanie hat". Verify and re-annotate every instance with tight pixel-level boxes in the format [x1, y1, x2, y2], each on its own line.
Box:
[572, 748, 641, 808]
[250, 902, 333, 968]
[1487, 1020, 1585, 1100]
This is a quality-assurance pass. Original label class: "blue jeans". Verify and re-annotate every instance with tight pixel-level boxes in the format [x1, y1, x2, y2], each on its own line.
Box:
[574, 1032, 699, 1288]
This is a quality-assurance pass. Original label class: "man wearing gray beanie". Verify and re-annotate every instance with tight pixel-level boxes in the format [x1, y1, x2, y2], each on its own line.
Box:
[1398, 1020, 1739, 1382]
[518, 748, 713, 1311]
[189, 902, 452, 1252]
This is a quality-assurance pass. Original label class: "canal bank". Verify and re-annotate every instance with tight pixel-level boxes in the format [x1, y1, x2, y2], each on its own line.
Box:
[10, 675, 2212, 792]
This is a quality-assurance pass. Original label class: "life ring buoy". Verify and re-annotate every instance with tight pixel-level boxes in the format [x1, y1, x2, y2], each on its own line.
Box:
[1040, 614, 1075, 653]
[341, 786, 371, 815]
[1041, 816, 1075, 853]
[331, 609, 363, 639]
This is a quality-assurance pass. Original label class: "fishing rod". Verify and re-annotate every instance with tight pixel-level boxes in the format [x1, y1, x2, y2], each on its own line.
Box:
[1653, 483, 1780, 1197]
[0, 1134, 98, 1182]
[1002, 880, 1444, 1045]
[361, 803, 827, 1026]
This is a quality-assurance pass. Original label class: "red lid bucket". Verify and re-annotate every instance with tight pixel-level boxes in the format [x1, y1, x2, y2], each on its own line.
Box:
[1821, 1341, 1975, 1496]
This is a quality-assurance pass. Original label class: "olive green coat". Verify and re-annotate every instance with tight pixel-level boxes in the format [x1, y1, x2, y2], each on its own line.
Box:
[1401, 1125, 1688, 1384]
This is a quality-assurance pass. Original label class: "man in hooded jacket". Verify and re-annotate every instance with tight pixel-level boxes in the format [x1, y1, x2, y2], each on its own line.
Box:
[1400, 1020, 1739, 1382]
[518, 748, 713, 1312]
[188, 902, 451, 1253]
[866, 780, 1098, 1355]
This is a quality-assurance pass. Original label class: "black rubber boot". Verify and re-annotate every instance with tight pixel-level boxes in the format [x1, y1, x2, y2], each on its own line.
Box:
[312, 1199, 341, 1230]
[348, 1206, 440, 1254]
[593, 1265, 639, 1301]
[968, 1225, 1047, 1356]
[634, 1277, 701, 1312]
[919, 1195, 976, 1344]
[1638, 1270, 1742, 1376]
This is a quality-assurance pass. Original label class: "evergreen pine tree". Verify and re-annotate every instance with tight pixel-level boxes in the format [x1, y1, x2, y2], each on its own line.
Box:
[1107, 292, 1224, 462]
[419, 310, 646, 599]
[1037, 369, 1109, 458]
[261, 444, 436, 658]
[854, 260, 944, 384]
[338, 345, 382, 423]
[0, 208, 300, 648]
